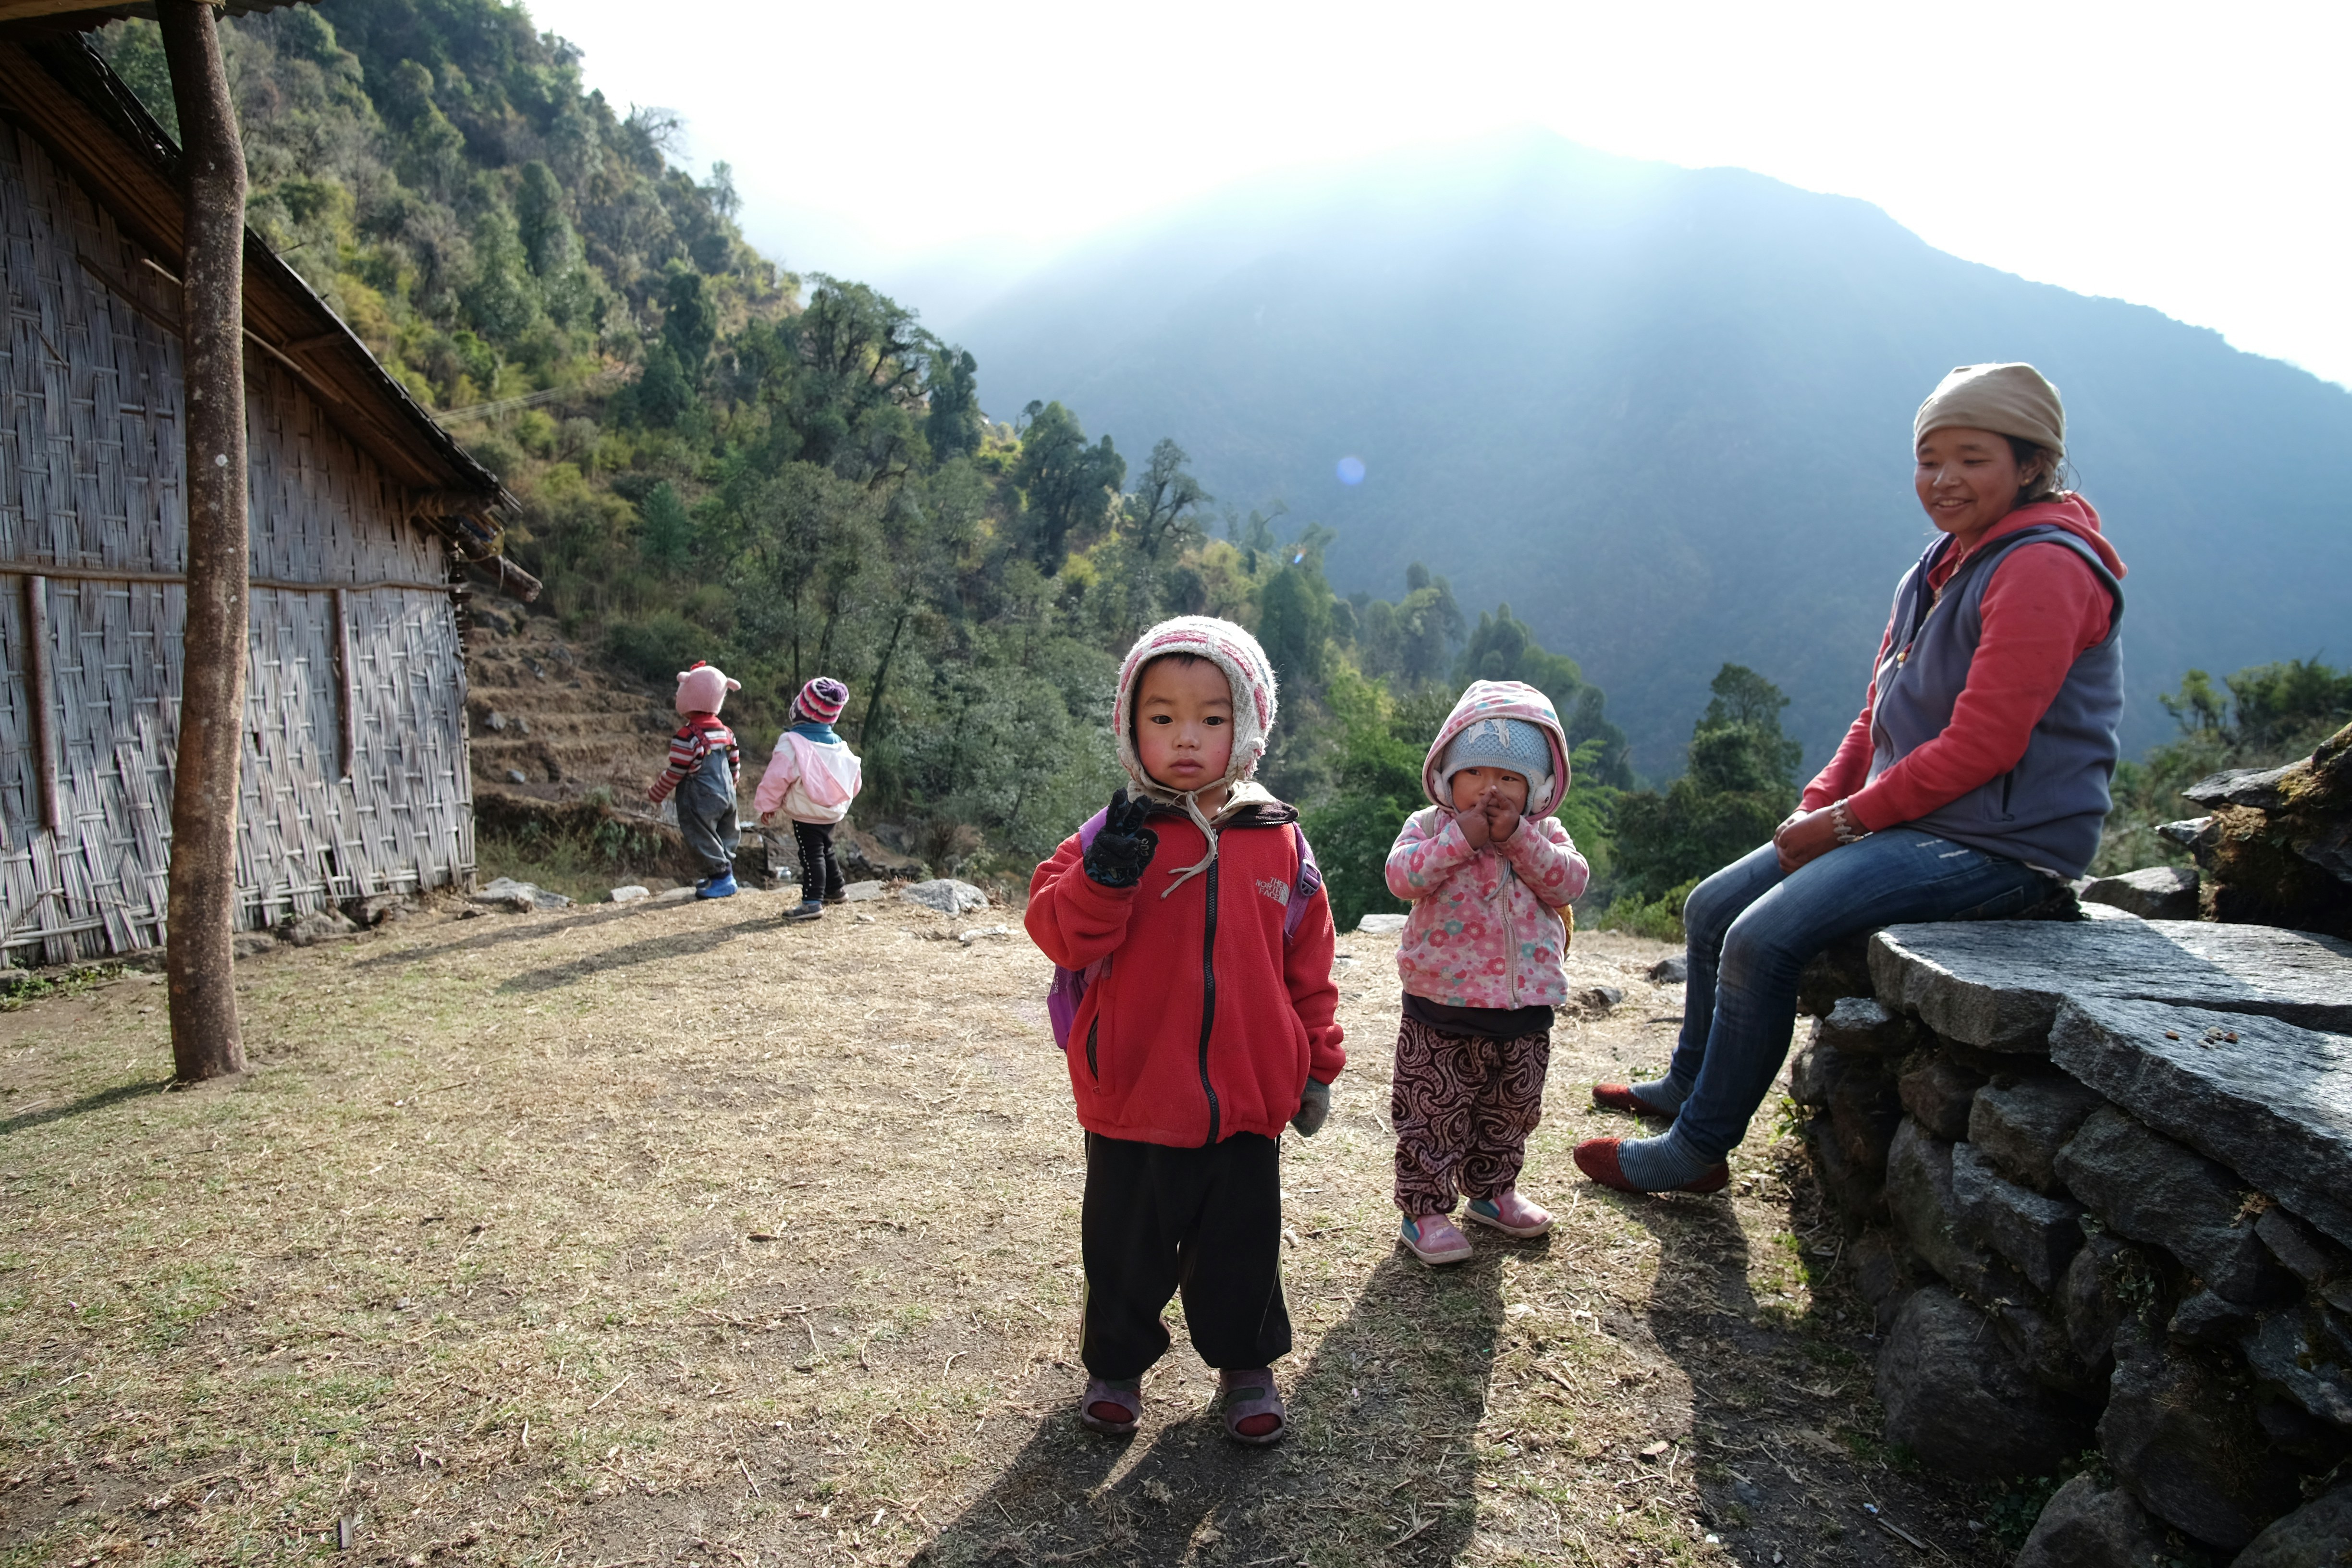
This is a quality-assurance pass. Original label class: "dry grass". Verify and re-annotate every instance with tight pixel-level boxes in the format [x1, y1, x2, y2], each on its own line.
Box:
[0, 890, 2007, 1566]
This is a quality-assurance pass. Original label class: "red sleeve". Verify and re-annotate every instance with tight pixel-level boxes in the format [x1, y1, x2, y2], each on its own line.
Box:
[1282, 883, 1346, 1085]
[1022, 833, 1138, 970]
[1846, 542, 2114, 832]
[1802, 614, 1895, 811]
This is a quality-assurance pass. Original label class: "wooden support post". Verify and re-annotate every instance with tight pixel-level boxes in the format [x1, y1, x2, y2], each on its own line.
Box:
[331, 587, 355, 781]
[159, 0, 247, 1083]
[22, 575, 59, 833]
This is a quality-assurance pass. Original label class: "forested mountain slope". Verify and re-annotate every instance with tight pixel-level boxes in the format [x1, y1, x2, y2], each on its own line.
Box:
[956, 130, 2352, 768]
[89, 1, 1642, 908]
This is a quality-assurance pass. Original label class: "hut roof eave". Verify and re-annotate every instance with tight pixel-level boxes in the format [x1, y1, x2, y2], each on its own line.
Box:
[0, 31, 523, 567]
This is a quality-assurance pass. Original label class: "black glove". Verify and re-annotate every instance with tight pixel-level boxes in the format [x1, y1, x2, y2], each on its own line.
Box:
[1082, 790, 1159, 889]
[1292, 1078, 1331, 1137]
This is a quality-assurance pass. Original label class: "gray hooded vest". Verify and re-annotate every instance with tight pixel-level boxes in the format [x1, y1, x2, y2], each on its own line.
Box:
[1867, 525, 2124, 878]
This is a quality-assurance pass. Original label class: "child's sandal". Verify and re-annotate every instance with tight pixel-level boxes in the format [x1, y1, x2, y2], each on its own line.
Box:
[1077, 1377, 1141, 1437]
[1218, 1368, 1286, 1446]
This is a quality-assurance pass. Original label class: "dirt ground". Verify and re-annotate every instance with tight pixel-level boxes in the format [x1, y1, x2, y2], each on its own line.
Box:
[0, 887, 2020, 1566]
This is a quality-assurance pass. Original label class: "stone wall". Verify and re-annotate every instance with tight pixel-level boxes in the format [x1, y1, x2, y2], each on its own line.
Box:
[1794, 913, 2352, 1563]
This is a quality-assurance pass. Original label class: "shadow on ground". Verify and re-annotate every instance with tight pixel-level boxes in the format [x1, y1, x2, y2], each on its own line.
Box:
[0, 1075, 172, 1137]
[912, 1249, 1512, 1565]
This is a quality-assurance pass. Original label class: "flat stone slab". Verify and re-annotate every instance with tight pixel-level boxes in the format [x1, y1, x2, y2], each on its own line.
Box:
[1869, 919, 2352, 1050]
[2050, 995, 2352, 1250]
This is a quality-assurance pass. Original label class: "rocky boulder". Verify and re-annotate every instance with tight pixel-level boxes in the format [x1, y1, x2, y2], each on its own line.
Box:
[2054, 1108, 2293, 1305]
[1950, 1141, 2084, 1293]
[1969, 1075, 2105, 1194]
[2238, 1303, 2352, 1431]
[2051, 995, 2352, 1251]
[2229, 1483, 2352, 1568]
[901, 879, 989, 916]
[2176, 720, 2352, 939]
[1898, 1055, 1985, 1141]
[2100, 1326, 2301, 1551]
[2078, 865, 2200, 920]
[1883, 1121, 2028, 1307]
[1869, 919, 2352, 1051]
[1813, 995, 1916, 1055]
[2010, 1472, 2184, 1568]
[2056, 1232, 2155, 1372]
[1876, 1286, 2092, 1479]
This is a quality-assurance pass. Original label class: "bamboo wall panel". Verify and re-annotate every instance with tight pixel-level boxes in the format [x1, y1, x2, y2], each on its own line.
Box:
[0, 119, 475, 963]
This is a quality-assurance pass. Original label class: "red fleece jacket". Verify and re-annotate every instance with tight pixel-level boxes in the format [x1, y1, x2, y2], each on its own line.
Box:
[1026, 806, 1344, 1148]
[1805, 497, 2127, 830]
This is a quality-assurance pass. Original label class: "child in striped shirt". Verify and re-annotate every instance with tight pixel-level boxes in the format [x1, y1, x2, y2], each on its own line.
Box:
[649, 662, 743, 899]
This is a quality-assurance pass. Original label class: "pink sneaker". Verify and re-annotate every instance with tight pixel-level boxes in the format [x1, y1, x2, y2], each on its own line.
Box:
[1465, 1189, 1553, 1238]
[1400, 1211, 1473, 1265]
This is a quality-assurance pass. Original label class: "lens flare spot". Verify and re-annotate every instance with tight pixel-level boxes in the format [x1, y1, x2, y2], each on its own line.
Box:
[1335, 455, 1366, 486]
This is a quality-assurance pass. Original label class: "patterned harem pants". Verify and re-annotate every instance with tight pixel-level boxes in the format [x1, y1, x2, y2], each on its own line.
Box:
[1391, 1016, 1551, 1216]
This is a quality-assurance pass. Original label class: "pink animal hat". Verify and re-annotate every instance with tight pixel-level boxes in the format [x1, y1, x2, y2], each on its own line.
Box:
[674, 661, 740, 716]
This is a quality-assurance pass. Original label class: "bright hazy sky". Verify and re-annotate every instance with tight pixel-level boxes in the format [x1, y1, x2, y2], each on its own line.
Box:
[528, 0, 2352, 387]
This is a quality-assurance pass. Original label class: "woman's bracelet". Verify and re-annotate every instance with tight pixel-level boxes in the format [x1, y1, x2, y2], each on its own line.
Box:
[1831, 799, 1868, 845]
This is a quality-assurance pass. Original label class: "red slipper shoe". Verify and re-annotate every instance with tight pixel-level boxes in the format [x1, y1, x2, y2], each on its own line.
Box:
[1572, 1137, 1730, 1195]
[1592, 1082, 1676, 1118]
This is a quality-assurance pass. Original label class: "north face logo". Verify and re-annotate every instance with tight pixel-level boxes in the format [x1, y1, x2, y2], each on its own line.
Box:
[1257, 876, 1291, 907]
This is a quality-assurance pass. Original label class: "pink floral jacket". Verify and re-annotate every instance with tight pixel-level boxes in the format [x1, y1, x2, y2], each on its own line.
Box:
[1384, 680, 1591, 1010]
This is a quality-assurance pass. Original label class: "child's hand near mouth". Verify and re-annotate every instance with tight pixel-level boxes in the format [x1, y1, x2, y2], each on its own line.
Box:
[1483, 786, 1521, 845]
[1457, 793, 1493, 849]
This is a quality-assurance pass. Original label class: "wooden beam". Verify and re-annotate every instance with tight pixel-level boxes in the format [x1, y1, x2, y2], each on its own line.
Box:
[0, 1, 155, 24]
[331, 586, 355, 782]
[22, 574, 59, 833]
[158, 0, 244, 1082]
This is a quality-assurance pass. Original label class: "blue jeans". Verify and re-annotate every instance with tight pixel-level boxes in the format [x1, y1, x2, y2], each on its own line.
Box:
[1664, 829, 2049, 1163]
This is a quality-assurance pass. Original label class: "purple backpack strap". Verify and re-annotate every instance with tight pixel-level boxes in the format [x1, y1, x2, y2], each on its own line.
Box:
[1283, 822, 1323, 943]
[1045, 808, 1113, 1050]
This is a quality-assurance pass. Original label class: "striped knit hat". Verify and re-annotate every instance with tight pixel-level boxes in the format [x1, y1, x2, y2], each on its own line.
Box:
[792, 677, 849, 726]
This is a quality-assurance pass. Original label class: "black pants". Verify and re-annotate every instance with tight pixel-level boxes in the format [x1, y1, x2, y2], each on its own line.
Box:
[1080, 1131, 1290, 1379]
[791, 820, 845, 901]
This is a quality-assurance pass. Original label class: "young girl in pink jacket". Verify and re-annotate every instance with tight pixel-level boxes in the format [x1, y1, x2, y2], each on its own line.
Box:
[753, 677, 863, 922]
[1384, 681, 1590, 1264]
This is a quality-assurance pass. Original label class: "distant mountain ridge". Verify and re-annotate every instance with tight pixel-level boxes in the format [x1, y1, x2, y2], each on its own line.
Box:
[955, 130, 2352, 772]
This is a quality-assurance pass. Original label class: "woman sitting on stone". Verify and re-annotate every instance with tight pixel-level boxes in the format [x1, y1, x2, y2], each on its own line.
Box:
[1579, 362, 2128, 1194]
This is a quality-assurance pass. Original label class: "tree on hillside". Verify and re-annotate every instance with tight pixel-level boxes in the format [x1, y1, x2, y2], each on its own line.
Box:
[1014, 401, 1126, 570]
[1612, 663, 1802, 901]
[1355, 563, 1464, 689]
[924, 348, 984, 463]
[1124, 439, 1211, 559]
[1455, 602, 1634, 788]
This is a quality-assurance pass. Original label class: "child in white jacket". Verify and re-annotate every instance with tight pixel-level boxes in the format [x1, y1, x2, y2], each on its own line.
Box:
[754, 677, 863, 921]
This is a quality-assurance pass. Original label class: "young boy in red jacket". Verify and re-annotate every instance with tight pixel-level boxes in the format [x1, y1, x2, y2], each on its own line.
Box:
[1025, 616, 1344, 1446]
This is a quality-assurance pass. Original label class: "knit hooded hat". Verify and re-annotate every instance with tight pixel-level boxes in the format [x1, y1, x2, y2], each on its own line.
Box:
[1111, 616, 1281, 894]
[793, 677, 849, 726]
[674, 661, 740, 717]
[1440, 715, 1555, 808]
[1420, 680, 1572, 819]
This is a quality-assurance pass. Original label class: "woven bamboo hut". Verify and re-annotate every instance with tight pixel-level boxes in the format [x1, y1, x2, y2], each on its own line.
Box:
[0, 24, 530, 964]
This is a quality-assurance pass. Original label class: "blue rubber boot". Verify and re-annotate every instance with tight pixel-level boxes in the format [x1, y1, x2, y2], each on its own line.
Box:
[697, 870, 737, 900]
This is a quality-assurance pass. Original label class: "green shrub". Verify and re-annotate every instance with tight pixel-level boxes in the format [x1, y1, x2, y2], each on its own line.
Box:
[606, 612, 728, 686]
[1598, 877, 1699, 943]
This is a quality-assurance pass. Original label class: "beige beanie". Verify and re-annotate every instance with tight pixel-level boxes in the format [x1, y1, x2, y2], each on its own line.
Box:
[1913, 363, 2065, 454]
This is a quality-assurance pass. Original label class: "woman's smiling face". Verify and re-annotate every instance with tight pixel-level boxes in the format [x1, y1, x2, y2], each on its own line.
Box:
[1915, 425, 2031, 547]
